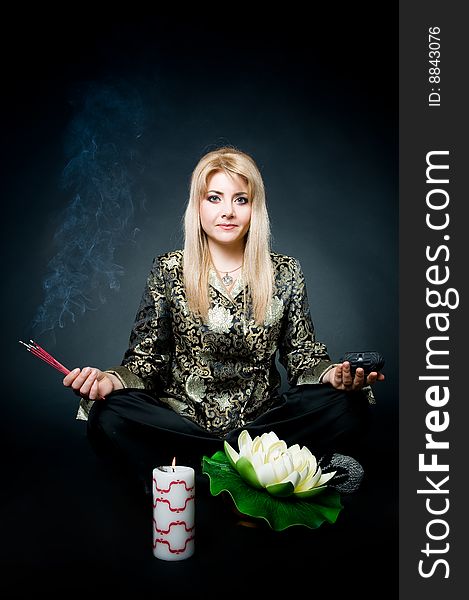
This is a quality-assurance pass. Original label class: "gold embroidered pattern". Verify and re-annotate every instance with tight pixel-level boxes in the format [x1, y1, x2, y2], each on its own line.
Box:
[264, 296, 284, 326]
[159, 396, 190, 415]
[216, 392, 233, 411]
[207, 304, 234, 334]
[185, 374, 207, 403]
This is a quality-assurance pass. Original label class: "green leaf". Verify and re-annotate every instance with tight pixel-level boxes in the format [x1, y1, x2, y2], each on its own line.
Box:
[201, 451, 343, 531]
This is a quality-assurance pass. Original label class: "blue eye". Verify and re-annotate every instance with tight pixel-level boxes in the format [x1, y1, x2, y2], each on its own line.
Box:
[236, 196, 249, 204]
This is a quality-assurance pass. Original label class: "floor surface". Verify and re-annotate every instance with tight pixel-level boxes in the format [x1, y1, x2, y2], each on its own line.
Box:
[1, 414, 398, 597]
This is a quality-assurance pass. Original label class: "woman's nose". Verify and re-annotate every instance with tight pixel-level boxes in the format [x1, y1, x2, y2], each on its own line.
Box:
[221, 201, 234, 216]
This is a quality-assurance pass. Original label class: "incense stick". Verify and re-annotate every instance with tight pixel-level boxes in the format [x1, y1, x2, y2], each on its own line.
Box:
[19, 340, 106, 400]
[19, 340, 70, 375]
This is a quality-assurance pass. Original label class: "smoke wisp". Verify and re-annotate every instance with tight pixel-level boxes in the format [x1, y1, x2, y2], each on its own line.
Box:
[32, 80, 147, 336]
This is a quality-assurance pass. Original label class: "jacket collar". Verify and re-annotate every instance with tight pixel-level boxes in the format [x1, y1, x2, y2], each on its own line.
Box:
[209, 268, 246, 302]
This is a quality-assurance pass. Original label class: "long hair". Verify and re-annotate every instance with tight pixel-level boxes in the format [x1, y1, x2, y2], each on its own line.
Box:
[182, 146, 274, 325]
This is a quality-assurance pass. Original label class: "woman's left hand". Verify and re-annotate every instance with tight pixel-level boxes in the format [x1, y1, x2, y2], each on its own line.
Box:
[322, 361, 385, 391]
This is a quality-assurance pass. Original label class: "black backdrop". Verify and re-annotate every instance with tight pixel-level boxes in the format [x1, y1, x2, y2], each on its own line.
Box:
[1, 9, 398, 596]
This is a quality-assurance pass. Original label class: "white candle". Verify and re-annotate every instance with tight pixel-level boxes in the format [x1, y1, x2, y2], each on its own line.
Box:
[152, 460, 195, 561]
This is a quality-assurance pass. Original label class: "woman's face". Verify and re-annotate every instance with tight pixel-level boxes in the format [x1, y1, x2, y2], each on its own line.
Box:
[199, 170, 252, 249]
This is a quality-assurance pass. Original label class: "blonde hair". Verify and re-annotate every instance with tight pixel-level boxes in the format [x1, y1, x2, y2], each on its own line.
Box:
[182, 146, 274, 325]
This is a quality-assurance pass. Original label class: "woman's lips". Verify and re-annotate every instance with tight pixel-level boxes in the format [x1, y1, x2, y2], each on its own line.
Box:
[218, 224, 237, 229]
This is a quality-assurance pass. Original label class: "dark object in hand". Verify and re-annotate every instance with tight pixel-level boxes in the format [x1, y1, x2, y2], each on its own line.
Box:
[340, 351, 385, 376]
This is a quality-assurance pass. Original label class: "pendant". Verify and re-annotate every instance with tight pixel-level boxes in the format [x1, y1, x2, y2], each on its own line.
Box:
[222, 273, 233, 286]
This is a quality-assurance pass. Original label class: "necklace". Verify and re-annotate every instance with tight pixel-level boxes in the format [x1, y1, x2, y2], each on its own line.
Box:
[215, 264, 242, 287]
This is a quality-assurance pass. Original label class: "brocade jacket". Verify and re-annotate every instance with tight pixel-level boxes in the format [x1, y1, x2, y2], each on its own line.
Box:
[77, 250, 341, 437]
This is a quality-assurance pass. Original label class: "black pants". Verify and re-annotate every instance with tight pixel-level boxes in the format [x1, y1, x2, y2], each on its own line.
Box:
[87, 383, 371, 491]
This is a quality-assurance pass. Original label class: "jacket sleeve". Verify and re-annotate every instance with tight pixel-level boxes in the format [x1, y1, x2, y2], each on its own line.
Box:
[76, 256, 173, 421]
[278, 258, 335, 385]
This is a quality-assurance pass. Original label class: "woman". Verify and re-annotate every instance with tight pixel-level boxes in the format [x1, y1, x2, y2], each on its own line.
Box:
[63, 146, 384, 493]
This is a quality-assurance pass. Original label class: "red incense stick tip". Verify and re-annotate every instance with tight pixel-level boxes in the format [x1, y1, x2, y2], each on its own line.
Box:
[20, 340, 71, 375]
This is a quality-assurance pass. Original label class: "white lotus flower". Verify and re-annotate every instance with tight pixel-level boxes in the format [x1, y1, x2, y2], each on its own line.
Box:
[224, 430, 336, 498]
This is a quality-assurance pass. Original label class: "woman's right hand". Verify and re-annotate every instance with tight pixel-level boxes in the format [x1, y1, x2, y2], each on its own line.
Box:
[62, 367, 121, 401]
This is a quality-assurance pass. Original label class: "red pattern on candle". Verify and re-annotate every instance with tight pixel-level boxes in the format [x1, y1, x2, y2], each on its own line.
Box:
[153, 495, 195, 512]
[153, 477, 195, 493]
[153, 519, 195, 534]
[153, 535, 195, 553]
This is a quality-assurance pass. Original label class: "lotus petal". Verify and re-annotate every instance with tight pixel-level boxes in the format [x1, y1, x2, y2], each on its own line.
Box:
[235, 456, 263, 489]
[265, 480, 295, 497]
[255, 462, 277, 486]
[296, 463, 310, 484]
[299, 466, 323, 491]
[272, 454, 294, 482]
[294, 485, 328, 499]
[262, 431, 280, 446]
[317, 471, 336, 487]
[224, 441, 239, 469]
[238, 430, 253, 457]
[278, 470, 302, 489]
[296, 464, 324, 491]
[251, 452, 266, 472]
[301, 447, 317, 473]
[266, 440, 288, 461]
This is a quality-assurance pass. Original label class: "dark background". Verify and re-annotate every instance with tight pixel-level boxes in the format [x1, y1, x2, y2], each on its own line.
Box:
[1, 10, 398, 596]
